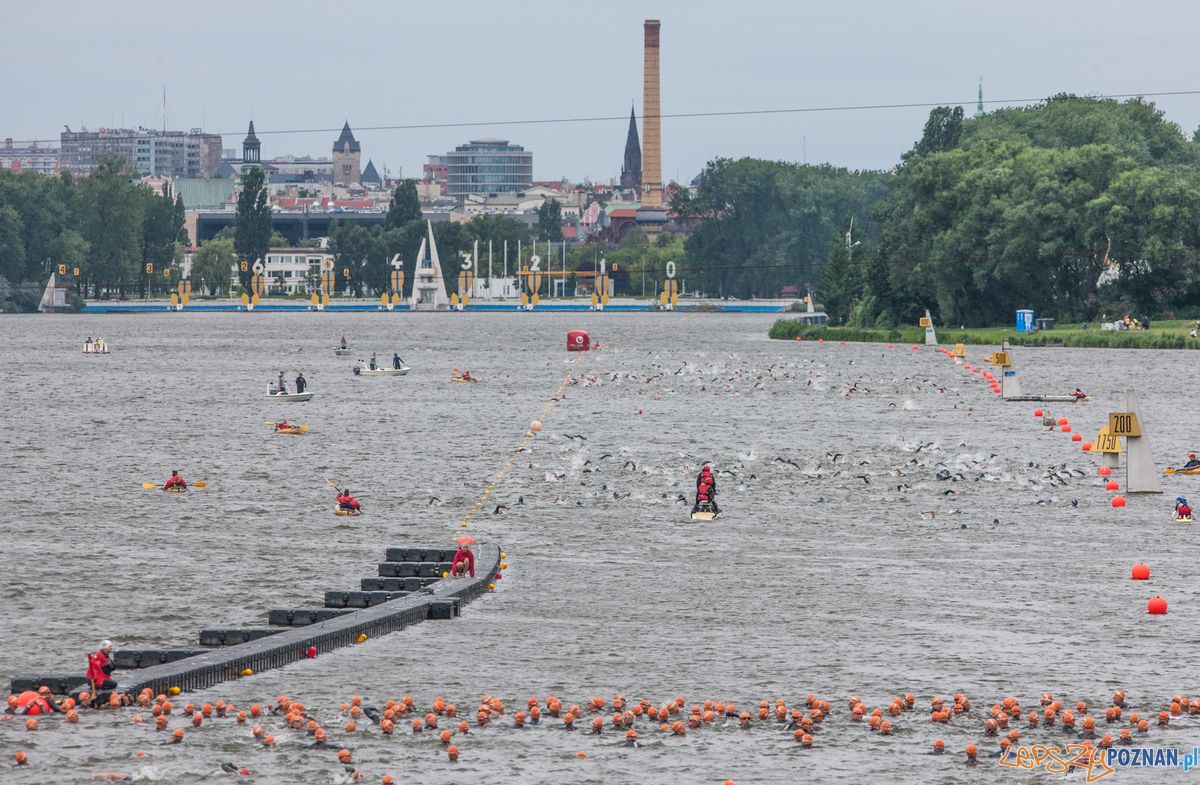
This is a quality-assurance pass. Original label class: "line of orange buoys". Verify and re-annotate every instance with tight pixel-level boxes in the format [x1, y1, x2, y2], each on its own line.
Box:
[8, 688, 1200, 778]
[932, 344, 1176, 618]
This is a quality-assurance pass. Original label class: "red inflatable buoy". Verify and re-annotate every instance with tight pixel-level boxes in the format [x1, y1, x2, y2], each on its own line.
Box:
[1111, 496, 1126, 508]
[1105, 480, 1119, 491]
[1147, 596, 1168, 614]
[1098, 466, 1112, 477]
[1131, 563, 1150, 580]
[1034, 409, 1043, 417]
[566, 330, 590, 352]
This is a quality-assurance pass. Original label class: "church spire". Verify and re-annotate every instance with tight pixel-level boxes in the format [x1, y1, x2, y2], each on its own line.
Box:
[619, 105, 642, 190]
[975, 77, 984, 119]
[242, 120, 261, 163]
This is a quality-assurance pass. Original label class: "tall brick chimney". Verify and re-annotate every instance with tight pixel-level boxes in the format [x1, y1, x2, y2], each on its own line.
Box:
[641, 19, 662, 210]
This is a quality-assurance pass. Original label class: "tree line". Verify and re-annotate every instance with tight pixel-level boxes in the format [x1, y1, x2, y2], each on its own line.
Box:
[679, 95, 1200, 325]
[0, 157, 185, 311]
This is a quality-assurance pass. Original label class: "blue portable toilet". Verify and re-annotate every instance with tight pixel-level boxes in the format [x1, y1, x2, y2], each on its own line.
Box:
[1015, 310, 1034, 333]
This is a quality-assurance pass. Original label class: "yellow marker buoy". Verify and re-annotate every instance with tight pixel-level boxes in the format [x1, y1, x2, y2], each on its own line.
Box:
[442, 571, 449, 578]
[500, 552, 507, 558]
[355, 633, 367, 644]
[460, 522, 468, 528]
[501, 562, 508, 569]
[240, 669, 252, 677]
[487, 583, 495, 591]
[169, 686, 181, 696]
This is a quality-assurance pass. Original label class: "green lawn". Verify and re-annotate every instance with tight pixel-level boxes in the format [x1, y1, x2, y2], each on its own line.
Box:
[768, 319, 1200, 349]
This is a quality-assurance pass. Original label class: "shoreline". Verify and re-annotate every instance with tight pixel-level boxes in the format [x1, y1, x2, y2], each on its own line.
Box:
[58, 298, 797, 314]
[768, 320, 1200, 350]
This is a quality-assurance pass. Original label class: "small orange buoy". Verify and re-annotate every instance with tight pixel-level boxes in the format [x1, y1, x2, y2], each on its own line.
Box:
[1057, 417, 1069, 426]
[1061, 425, 1072, 433]
[1131, 563, 1150, 580]
[1099, 466, 1112, 477]
[1112, 496, 1126, 508]
[576, 751, 586, 759]
[1034, 409, 1043, 417]
[1148, 595, 1168, 614]
[1105, 480, 1119, 491]
[1071, 433, 1082, 442]
[1082, 442, 1092, 451]
[530, 421, 542, 433]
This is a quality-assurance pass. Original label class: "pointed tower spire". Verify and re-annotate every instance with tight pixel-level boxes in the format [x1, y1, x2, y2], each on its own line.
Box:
[242, 120, 261, 163]
[619, 104, 642, 190]
[975, 77, 984, 119]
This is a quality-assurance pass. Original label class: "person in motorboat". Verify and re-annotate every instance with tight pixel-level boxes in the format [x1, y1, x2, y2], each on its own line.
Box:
[336, 488, 361, 513]
[277, 371, 288, 395]
[696, 464, 716, 492]
[163, 470, 187, 491]
[393, 352, 404, 370]
[1072, 388, 1087, 400]
[1185, 454, 1200, 471]
[295, 372, 306, 394]
[340, 336, 347, 349]
[369, 353, 378, 371]
[1175, 497, 1193, 520]
[693, 482, 719, 515]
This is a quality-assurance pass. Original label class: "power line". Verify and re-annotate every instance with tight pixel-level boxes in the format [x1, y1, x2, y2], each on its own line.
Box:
[9, 89, 1200, 146]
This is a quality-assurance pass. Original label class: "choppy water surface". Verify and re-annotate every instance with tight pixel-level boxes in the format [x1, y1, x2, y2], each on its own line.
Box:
[2, 311, 1199, 783]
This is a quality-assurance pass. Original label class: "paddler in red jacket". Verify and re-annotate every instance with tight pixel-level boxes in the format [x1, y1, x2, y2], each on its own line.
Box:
[163, 470, 187, 491]
[336, 489, 361, 512]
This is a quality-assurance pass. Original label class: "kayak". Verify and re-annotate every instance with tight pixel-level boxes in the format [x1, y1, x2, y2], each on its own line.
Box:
[275, 426, 305, 435]
[334, 506, 361, 517]
[265, 392, 313, 402]
[1164, 466, 1200, 476]
[1176, 516, 1194, 523]
[690, 510, 717, 521]
[354, 366, 410, 377]
[334, 348, 352, 356]
[163, 486, 186, 493]
[450, 376, 477, 383]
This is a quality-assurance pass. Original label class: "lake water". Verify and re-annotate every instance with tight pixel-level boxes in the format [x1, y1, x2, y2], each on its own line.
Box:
[1, 311, 1197, 783]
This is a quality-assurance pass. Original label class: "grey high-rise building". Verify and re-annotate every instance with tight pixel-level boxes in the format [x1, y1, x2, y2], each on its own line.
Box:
[445, 138, 532, 201]
[60, 127, 223, 178]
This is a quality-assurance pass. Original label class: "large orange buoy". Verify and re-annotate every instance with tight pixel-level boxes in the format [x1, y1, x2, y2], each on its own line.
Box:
[1111, 496, 1126, 508]
[1098, 466, 1112, 477]
[1061, 425, 1072, 433]
[1105, 480, 1119, 491]
[1057, 417, 1069, 426]
[1148, 596, 1168, 614]
[1034, 409, 1044, 417]
[1132, 563, 1150, 580]
[1082, 442, 1092, 451]
[1072, 433, 1082, 442]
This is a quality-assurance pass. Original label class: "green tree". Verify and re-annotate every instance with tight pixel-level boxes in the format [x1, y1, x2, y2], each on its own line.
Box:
[80, 157, 143, 295]
[537, 198, 564, 242]
[905, 106, 964, 162]
[385, 179, 422, 230]
[0, 206, 27, 282]
[234, 167, 271, 289]
[190, 237, 237, 296]
[140, 189, 185, 297]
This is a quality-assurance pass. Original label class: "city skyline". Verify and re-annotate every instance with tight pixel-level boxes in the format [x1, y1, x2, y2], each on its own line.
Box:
[5, 0, 1200, 183]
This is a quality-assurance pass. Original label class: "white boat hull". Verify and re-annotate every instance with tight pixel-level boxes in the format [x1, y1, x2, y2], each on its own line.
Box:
[355, 367, 410, 377]
[334, 349, 352, 356]
[265, 392, 314, 402]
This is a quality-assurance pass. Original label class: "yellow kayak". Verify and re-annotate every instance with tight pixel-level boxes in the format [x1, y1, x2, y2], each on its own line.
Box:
[450, 376, 478, 383]
[275, 426, 305, 435]
[1176, 516, 1194, 524]
[1165, 466, 1200, 476]
[334, 506, 361, 517]
[163, 486, 187, 493]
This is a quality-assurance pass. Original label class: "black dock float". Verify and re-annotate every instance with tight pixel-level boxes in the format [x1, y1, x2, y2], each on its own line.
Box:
[10, 674, 86, 695]
[10, 544, 500, 696]
[267, 608, 353, 627]
[113, 650, 208, 669]
[199, 628, 285, 647]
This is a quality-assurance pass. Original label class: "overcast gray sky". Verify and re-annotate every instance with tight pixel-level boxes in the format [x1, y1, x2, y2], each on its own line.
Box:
[6, 0, 1199, 183]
